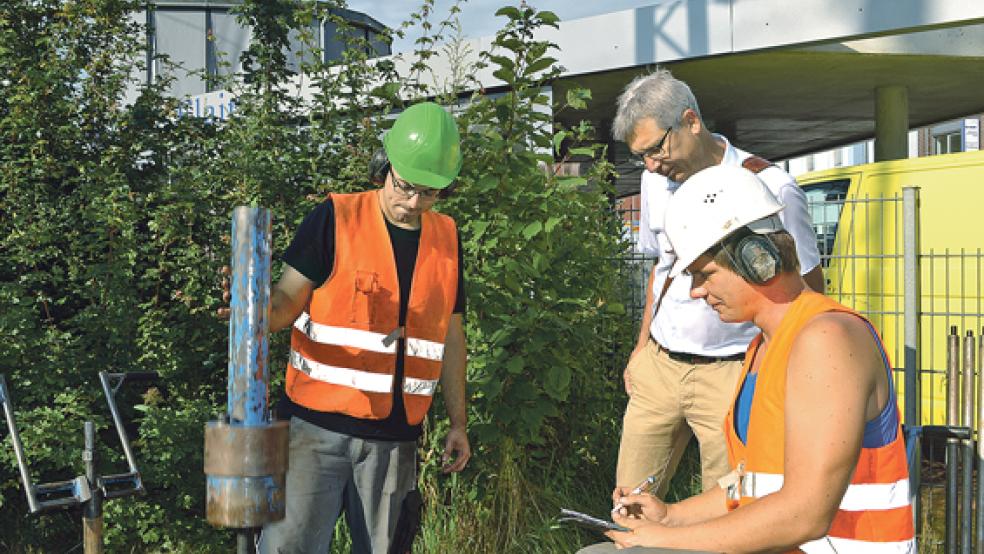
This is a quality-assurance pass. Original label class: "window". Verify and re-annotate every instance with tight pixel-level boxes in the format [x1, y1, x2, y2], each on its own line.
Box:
[802, 179, 850, 266]
[933, 131, 962, 155]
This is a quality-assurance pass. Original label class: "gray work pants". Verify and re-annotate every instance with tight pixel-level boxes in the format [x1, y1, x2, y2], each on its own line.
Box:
[258, 417, 416, 554]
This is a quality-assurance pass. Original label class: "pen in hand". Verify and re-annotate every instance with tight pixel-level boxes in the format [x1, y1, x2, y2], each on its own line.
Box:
[611, 474, 657, 514]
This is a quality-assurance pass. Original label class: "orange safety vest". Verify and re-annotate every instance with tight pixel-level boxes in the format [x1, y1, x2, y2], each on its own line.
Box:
[285, 189, 458, 425]
[724, 292, 915, 554]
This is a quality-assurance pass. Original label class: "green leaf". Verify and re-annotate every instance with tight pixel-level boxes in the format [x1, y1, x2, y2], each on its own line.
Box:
[531, 136, 551, 150]
[470, 220, 490, 240]
[604, 302, 626, 315]
[475, 175, 498, 192]
[503, 272, 522, 293]
[495, 6, 522, 19]
[524, 56, 557, 76]
[369, 81, 400, 101]
[522, 221, 542, 240]
[506, 356, 525, 374]
[492, 67, 515, 84]
[499, 38, 524, 53]
[557, 176, 588, 189]
[488, 55, 515, 71]
[544, 365, 571, 400]
[568, 146, 596, 157]
[537, 11, 561, 27]
[482, 378, 504, 400]
[566, 87, 592, 110]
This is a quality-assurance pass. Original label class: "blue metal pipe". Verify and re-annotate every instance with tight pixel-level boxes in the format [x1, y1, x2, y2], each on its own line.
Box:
[227, 207, 272, 426]
[206, 207, 287, 529]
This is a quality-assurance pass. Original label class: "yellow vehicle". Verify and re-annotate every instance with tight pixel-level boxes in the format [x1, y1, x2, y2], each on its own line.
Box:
[796, 150, 984, 426]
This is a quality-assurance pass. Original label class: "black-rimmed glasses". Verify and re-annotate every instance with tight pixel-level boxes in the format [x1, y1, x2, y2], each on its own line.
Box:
[390, 170, 441, 200]
[632, 126, 673, 162]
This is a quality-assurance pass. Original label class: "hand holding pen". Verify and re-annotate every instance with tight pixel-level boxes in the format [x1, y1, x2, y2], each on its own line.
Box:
[611, 474, 658, 514]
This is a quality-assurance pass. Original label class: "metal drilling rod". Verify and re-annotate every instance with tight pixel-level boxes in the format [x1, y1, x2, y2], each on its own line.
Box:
[962, 330, 976, 439]
[83, 421, 103, 554]
[959, 331, 974, 554]
[204, 207, 288, 534]
[227, 206, 273, 426]
[949, 326, 962, 428]
[946, 326, 959, 554]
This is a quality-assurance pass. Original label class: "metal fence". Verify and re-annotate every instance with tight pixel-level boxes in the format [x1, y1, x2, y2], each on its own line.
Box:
[813, 189, 983, 429]
[617, 187, 984, 553]
[808, 188, 982, 553]
[615, 203, 656, 327]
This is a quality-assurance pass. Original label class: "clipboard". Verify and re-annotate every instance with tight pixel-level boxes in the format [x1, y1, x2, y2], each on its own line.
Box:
[558, 508, 630, 533]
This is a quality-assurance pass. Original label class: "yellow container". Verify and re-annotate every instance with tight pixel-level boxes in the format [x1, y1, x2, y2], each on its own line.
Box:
[797, 150, 984, 426]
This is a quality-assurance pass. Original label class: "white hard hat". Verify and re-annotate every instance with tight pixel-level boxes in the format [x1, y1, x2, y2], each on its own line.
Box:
[666, 165, 785, 278]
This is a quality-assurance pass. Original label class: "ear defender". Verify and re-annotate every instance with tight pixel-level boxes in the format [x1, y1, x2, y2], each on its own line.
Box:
[369, 148, 390, 185]
[730, 234, 782, 284]
[438, 181, 457, 199]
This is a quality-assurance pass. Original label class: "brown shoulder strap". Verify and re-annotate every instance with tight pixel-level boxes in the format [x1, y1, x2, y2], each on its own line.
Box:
[653, 275, 674, 317]
[741, 155, 773, 174]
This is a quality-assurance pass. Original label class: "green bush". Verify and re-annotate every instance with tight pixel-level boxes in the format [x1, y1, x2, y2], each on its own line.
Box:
[0, 1, 635, 551]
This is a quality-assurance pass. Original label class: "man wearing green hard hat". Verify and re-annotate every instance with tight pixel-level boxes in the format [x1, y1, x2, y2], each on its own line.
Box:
[258, 102, 470, 553]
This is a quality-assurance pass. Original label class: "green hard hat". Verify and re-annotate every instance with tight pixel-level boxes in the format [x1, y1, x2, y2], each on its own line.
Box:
[383, 102, 462, 189]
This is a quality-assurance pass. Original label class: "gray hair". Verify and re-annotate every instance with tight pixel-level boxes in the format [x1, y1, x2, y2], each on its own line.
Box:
[612, 67, 701, 142]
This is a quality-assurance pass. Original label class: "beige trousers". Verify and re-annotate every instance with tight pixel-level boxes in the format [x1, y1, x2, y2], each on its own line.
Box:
[616, 339, 742, 497]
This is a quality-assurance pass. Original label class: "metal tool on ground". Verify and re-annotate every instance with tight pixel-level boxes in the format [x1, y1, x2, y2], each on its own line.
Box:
[0, 370, 158, 553]
[204, 206, 288, 554]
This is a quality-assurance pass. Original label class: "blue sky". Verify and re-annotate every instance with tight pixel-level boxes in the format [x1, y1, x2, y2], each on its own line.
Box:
[346, 0, 659, 53]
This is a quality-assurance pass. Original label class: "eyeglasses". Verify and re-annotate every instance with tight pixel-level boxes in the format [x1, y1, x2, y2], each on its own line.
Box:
[390, 170, 441, 200]
[632, 126, 673, 162]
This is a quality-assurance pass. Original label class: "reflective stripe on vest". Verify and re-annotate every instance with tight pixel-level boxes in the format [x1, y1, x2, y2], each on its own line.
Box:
[294, 312, 396, 354]
[290, 349, 439, 396]
[740, 471, 910, 511]
[800, 536, 916, 554]
[294, 311, 445, 361]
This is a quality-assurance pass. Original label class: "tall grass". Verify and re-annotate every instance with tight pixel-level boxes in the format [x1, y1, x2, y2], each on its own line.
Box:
[412, 439, 703, 553]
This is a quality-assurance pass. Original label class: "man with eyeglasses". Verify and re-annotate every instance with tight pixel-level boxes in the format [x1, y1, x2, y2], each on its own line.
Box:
[255, 102, 471, 553]
[610, 68, 823, 503]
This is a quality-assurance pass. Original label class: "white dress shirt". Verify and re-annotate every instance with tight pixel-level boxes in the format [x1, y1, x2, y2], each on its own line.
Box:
[637, 134, 822, 356]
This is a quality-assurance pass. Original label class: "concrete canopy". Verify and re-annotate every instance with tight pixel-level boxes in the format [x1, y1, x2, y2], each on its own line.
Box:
[558, 44, 984, 162]
[553, 31, 984, 195]
[390, 0, 984, 197]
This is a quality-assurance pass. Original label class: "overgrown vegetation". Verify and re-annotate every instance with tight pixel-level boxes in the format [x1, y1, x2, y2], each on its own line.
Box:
[0, 1, 641, 551]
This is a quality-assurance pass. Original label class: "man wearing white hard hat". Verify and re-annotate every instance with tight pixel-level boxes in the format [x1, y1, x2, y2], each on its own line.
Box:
[611, 68, 824, 502]
[579, 166, 914, 553]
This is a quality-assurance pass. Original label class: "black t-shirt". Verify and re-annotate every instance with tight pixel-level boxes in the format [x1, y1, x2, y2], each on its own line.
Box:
[279, 198, 465, 442]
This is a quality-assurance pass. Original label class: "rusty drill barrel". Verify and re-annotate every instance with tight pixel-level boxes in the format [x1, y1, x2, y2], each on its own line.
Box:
[204, 206, 288, 528]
